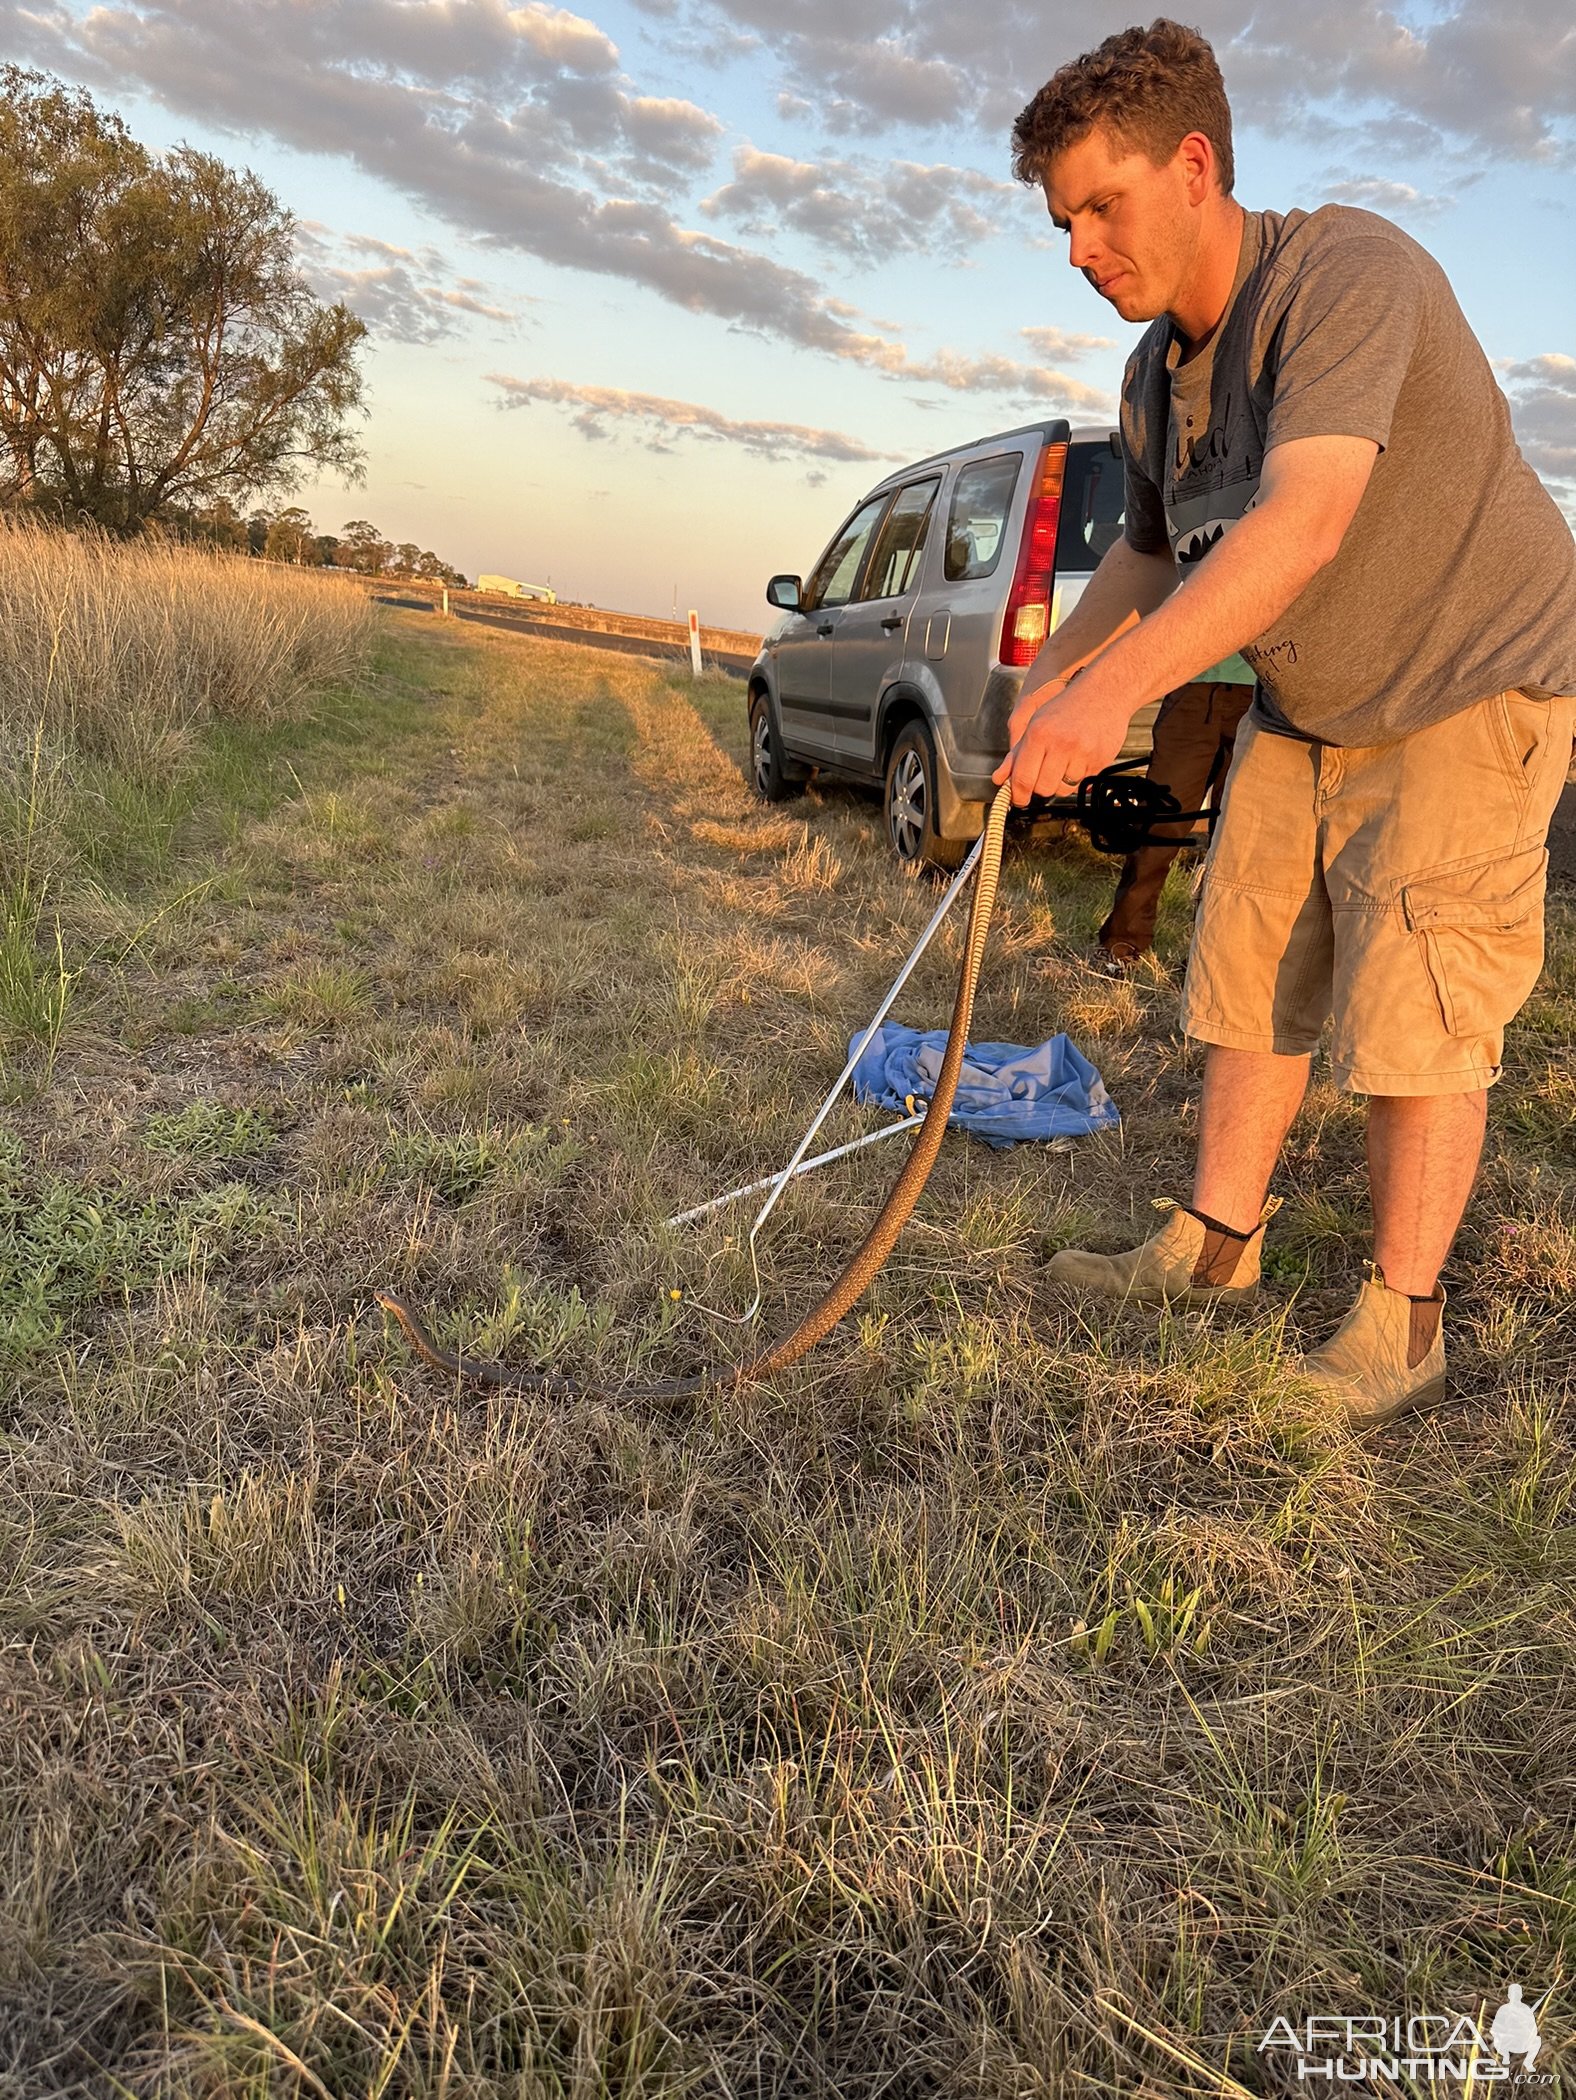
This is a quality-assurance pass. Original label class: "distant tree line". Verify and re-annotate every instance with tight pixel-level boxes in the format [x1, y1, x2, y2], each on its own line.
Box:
[182, 500, 468, 586]
[0, 68, 459, 583]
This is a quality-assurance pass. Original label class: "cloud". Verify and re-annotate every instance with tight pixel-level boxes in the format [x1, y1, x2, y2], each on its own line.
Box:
[0, 0, 941, 372]
[1, 0, 721, 184]
[665, 0, 1575, 163]
[816, 42, 965, 132]
[296, 224, 520, 343]
[488, 372, 905, 463]
[1502, 351, 1576, 517]
[1178, 0, 1576, 164]
[0, 1, 1131, 397]
[1318, 177, 1451, 218]
[1019, 323, 1116, 362]
[694, 3, 964, 130]
[322, 0, 625, 82]
[612, 92, 724, 178]
[701, 144, 1018, 263]
[641, 13, 762, 69]
[882, 347, 1114, 415]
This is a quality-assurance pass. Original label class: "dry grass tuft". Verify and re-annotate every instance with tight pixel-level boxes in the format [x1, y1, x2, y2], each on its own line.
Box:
[0, 519, 375, 1074]
[0, 515, 373, 779]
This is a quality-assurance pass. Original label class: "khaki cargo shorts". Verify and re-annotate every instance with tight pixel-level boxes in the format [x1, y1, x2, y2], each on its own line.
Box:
[1181, 688, 1576, 1095]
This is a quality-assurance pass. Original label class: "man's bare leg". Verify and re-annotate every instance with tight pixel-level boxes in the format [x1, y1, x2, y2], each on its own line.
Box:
[1191, 1044, 1312, 1231]
[1366, 1091, 1487, 1295]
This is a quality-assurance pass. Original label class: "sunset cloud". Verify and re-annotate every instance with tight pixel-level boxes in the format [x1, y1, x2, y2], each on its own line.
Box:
[672, 0, 1576, 161]
[1502, 351, 1576, 517]
[1318, 178, 1452, 219]
[701, 145, 1018, 264]
[296, 226, 521, 343]
[488, 373, 903, 463]
[0, 0, 902, 370]
[2, 0, 1567, 624]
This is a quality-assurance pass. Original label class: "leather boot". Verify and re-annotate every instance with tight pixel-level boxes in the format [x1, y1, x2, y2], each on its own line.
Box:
[1045, 1196, 1279, 1307]
[1300, 1263, 1447, 1427]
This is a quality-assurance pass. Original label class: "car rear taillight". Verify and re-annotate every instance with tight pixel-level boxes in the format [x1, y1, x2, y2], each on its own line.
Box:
[998, 440, 1067, 668]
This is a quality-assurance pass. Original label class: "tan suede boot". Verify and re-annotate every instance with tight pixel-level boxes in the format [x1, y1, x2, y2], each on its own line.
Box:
[1045, 1196, 1280, 1307]
[1300, 1263, 1447, 1428]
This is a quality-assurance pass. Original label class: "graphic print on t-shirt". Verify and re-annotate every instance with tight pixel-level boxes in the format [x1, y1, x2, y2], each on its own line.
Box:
[1164, 389, 1265, 685]
[1176, 509, 1264, 565]
[1166, 400, 1262, 567]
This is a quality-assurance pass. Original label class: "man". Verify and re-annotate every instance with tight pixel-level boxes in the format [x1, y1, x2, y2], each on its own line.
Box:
[1096, 666, 1253, 966]
[995, 18, 1576, 1426]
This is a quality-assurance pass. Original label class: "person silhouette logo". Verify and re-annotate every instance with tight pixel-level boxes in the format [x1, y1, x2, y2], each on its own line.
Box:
[1489, 1984, 1544, 2068]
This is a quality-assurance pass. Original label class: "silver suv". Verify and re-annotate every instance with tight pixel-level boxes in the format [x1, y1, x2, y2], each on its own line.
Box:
[747, 419, 1156, 867]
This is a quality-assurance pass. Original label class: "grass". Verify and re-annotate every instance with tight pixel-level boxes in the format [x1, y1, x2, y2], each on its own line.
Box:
[0, 609, 1573, 2095]
[0, 515, 374, 770]
[0, 517, 375, 1085]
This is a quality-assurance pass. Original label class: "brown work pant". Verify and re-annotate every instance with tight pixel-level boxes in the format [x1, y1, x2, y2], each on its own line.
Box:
[1100, 680, 1257, 956]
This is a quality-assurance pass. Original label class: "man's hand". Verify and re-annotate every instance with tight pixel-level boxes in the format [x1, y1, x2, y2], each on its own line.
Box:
[1004, 669, 1070, 753]
[992, 675, 1132, 808]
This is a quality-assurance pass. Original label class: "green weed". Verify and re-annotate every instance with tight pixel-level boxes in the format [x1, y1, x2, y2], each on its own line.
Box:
[380, 1118, 546, 1203]
[0, 1140, 276, 1362]
[0, 881, 78, 1076]
[142, 1099, 278, 1168]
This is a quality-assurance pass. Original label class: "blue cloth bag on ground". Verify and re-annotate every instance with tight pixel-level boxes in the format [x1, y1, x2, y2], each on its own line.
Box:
[848, 1023, 1119, 1150]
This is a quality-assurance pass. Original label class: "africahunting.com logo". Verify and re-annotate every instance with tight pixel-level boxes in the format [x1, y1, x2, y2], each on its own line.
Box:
[1259, 1983, 1554, 2083]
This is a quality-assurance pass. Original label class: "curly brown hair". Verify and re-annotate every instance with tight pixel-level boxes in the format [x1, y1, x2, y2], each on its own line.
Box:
[1012, 19, 1234, 196]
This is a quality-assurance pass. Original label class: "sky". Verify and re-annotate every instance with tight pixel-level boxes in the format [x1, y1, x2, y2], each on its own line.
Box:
[1, 0, 1572, 629]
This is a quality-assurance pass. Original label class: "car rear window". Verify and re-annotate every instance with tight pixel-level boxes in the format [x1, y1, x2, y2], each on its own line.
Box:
[1055, 442, 1125, 573]
[943, 455, 1021, 582]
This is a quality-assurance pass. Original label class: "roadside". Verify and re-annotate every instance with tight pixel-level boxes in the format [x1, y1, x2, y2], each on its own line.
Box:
[367, 577, 762, 677]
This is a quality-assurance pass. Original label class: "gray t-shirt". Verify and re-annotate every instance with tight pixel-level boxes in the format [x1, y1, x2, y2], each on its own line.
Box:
[1121, 206, 1576, 746]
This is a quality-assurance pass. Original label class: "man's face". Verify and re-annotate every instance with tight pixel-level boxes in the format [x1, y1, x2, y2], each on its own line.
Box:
[1041, 125, 1200, 324]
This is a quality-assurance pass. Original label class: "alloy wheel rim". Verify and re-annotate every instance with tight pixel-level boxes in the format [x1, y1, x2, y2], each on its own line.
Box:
[752, 712, 772, 793]
[889, 748, 926, 858]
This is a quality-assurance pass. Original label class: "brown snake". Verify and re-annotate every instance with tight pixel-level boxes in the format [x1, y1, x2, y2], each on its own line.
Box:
[376, 784, 1011, 1396]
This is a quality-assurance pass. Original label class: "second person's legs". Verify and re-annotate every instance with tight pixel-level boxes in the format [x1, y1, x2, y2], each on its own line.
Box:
[1100, 680, 1254, 958]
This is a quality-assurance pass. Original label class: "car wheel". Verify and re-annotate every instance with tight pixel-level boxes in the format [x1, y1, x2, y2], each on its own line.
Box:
[884, 720, 966, 872]
[748, 690, 803, 803]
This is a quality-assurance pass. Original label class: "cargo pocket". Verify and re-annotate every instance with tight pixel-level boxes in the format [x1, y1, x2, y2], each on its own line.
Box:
[1400, 845, 1548, 1036]
[1485, 688, 1551, 796]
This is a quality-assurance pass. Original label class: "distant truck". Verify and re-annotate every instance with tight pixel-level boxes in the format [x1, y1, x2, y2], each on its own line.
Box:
[475, 573, 557, 604]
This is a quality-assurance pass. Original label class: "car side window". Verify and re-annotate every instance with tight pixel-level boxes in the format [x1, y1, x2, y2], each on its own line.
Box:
[943, 456, 1021, 582]
[858, 478, 941, 601]
[1055, 443, 1126, 573]
[804, 495, 892, 611]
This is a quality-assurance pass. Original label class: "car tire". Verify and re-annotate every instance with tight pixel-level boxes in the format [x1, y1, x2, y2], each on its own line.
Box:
[748, 690, 804, 803]
[884, 720, 966, 872]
